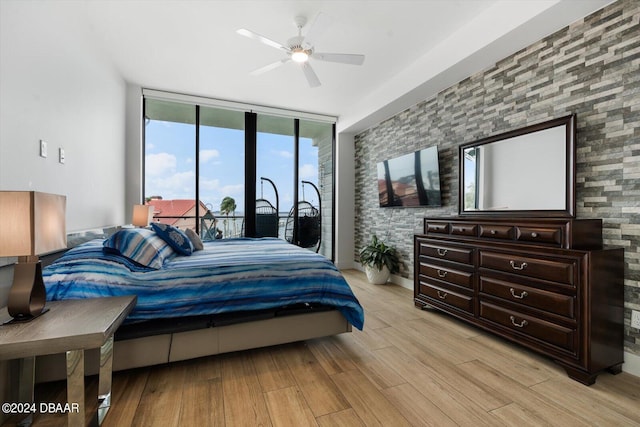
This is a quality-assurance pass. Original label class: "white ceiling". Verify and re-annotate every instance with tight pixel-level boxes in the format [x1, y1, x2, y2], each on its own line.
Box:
[39, 0, 615, 133]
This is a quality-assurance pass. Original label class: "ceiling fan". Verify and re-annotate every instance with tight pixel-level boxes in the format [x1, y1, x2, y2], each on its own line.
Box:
[236, 13, 365, 88]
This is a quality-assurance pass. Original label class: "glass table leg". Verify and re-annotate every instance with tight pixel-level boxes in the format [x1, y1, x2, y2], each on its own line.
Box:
[66, 349, 85, 427]
[11, 357, 34, 427]
[97, 335, 114, 425]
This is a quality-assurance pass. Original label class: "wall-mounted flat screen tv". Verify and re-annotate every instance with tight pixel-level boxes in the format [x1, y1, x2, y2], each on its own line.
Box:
[377, 146, 441, 207]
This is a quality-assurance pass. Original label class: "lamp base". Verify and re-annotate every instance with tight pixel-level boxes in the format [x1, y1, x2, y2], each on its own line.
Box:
[7, 260, 48, 321]
[2, 308, 49, 325]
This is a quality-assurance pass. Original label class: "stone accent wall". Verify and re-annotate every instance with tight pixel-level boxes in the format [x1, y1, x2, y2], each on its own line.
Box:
[354, 0, 640, 355]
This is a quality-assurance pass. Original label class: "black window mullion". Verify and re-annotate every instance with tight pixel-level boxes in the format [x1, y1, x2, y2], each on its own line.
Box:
[293, 119, 300, 245]
[245, 112, 257, 237]
[142, 98, 147, 204]
[195, 105, 201, 234]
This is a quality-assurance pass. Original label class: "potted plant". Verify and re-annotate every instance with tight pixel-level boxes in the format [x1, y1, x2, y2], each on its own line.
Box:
[359, 235, 400, 284]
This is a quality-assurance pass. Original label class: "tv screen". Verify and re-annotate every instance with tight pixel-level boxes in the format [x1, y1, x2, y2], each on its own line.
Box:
[377, 146, 441, 207]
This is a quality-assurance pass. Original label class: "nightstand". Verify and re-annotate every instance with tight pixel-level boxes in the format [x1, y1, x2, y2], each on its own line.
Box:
[0, 295, 136, 426]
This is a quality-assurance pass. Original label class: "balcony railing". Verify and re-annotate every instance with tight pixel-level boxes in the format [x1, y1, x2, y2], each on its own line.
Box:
[152, 214, 289, 241]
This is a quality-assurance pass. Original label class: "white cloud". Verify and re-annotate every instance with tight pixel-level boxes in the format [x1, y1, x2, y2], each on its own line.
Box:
[152, 171, 194, 191]
[299, 163, 317, 180]
[200, 149, 220, 163]
[221, 184, 245, 196]
[145, 152, 176, 176]
[276, 150, 293, 159]
[200, 178, 221, 191]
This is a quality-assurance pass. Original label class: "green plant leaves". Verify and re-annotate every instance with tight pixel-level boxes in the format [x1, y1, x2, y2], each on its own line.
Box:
[359, 234, 400, 274]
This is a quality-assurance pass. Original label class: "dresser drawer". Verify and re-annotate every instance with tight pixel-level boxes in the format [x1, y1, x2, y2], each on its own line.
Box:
[516, 226, 563, 246]
[425, 221, 450, 234]
[478, 224, 515, 240]
[479, 251, 576, 286]
[480, 302, 576, 353]
[418, 241, 474, 265]
[479, 276, 575, 318]
[419, 262, 473, 289]
[451, 223, 478, 237]
[418, 280, 474, 314]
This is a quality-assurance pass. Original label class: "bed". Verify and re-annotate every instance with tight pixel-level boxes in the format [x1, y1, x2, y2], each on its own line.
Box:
[36, 227, 364, 382]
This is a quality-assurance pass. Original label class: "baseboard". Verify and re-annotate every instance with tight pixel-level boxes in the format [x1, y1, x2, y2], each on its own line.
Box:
[623, 351, 640, 378]
[348, 264, 413, 290]
[391, 274, 413, 290]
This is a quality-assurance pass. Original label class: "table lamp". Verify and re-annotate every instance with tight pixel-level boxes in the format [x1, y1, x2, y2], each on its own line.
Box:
[0, 191, 66, 321]
[132, 204, 153, 227]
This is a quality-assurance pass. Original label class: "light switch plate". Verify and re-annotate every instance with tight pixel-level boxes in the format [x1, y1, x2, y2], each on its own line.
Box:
[40, 140, 47, 158]
[59, 147, 65, 164]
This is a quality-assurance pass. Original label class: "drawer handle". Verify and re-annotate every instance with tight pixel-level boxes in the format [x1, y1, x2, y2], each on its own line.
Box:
[509, 288, 529, 299]
[437, 248, 448, 256]
[490, 229, 497, 235]
[437, 269, 448, 278]
[436, 290, 447, 299]
[510, 261, 528, 270]
[510, 316, 528, 328]
[531, 232, 538, 238]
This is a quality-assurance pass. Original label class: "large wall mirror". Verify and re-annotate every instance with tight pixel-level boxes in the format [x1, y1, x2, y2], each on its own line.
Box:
[459, 114, 576, 217]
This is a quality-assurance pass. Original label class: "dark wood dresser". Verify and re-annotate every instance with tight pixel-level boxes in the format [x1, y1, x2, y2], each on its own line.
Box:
[414, 217, 624, 385]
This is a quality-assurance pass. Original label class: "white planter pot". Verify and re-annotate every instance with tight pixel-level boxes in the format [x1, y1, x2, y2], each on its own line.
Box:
[365, 265, 390, 285]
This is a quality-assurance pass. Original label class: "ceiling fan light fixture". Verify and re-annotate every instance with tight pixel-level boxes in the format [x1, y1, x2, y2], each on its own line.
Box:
[291, 48, 309, 63]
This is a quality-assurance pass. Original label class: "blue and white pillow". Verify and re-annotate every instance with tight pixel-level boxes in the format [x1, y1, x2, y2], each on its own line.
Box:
[151, 222, 194, 256]
[103, 228, 174, 269]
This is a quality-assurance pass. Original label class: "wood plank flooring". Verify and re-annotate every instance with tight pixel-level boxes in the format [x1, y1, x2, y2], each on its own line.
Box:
[4, 269, 640, 426]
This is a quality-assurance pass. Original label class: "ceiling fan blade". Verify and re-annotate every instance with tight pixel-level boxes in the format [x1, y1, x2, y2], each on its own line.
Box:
[313, 52, 365, 65]
[301, 63, 321, 88]
[250, 58, 291, 76]
[303, 12, 331, 48]
[236, 28, 290, 52]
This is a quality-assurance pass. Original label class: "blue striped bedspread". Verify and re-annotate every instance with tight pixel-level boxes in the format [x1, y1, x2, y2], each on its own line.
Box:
[43, 237, 364, 330]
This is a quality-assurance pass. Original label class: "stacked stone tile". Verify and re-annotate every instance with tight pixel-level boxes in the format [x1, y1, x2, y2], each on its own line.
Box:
[354, 0, 639, 354]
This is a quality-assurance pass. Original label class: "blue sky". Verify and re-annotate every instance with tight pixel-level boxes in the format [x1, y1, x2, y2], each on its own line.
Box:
[145, 120, 318, 214]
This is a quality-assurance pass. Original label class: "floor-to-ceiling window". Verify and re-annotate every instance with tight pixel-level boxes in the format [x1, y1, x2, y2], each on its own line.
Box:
[299, 119, 333, 258]
[144, 99, 199, 229]
[142, 91, 335, 259]
[256, 114, 295, 241]
[199, 106, 245, 239]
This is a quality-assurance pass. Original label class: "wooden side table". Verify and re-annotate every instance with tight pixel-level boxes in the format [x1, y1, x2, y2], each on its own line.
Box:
[0, 296, 136, 427]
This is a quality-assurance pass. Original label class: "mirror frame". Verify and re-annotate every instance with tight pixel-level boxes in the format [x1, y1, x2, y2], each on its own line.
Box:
[458, 114, 576, 218]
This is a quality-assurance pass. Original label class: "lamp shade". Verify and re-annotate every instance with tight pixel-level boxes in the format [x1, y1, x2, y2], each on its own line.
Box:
[132, 204, 153, 227]
[0, 191, 67, 257]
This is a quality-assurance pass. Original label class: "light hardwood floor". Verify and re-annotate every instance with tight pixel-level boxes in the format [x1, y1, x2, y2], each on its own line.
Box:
[5, 269, 640, 426]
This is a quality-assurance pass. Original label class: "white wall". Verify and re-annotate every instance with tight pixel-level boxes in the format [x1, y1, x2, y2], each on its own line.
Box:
[0, 3, 127, 417]
[0, 1, 127, 308]
[335, 133, 355, 269]
[125, 83, 144, 218]
[0, 1, 127, 233]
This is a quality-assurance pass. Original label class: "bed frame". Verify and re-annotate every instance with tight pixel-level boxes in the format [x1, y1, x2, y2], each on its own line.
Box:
[35, 229, 352, 383]
[36, 307, 351, 383]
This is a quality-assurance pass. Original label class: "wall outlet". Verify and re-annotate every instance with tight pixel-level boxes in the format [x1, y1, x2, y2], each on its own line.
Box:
[632, 310, 640, 330]
[40, 139, 47, 158]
